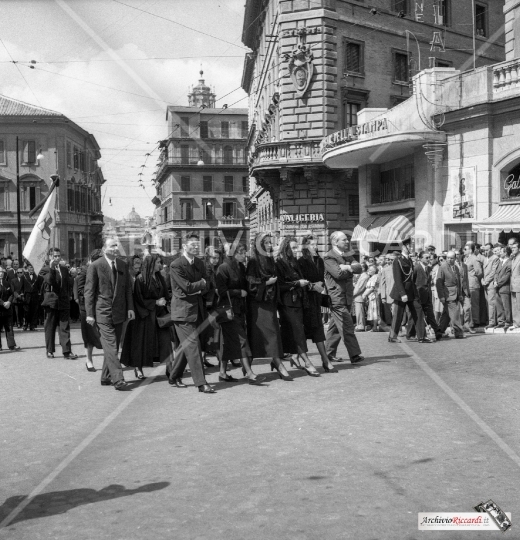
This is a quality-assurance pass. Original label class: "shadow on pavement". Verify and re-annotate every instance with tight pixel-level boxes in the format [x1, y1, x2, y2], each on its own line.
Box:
[0, 482, 170, 525]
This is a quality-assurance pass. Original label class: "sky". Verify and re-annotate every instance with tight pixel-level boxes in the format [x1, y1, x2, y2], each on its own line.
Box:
[0, 0, 249, 220]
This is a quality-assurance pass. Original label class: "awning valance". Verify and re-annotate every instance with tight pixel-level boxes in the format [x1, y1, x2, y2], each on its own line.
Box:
[351, 210, 415, 243]
[472, 204, 520, 234]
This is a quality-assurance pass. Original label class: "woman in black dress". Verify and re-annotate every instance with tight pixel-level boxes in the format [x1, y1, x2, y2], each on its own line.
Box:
[121, 254, 173, 379]
[216, 243, 265, 385]
[74, 249, 103, 372]
[203, 246, 222, 368]
[246, 232, 293, 381]
[297, 235, 337, 373]
[275, 236, 320, 377]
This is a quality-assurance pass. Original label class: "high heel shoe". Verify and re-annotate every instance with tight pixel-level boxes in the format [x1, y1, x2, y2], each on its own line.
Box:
[86, 362, 96, 372]
[302, 366, 320, 377]
[270, 362, 293, 381]
[134, 368, 146, 380]
[289, 357, 302, 369]
[322, 364, 338, 373]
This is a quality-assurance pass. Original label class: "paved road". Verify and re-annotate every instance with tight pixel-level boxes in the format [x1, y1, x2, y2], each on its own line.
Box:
[0, 325, 519, 540]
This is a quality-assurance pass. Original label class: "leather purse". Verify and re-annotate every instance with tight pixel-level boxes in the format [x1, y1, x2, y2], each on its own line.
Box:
[214, 291, 234, 324]
[41, 285, 59, 309]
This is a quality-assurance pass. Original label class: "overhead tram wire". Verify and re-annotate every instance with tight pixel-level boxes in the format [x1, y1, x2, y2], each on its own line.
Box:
[1, 55, 245, 65]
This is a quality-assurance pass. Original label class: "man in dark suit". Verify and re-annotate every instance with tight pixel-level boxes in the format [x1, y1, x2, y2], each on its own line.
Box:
[168, 234, 215, 393]
[324, 231, 364, 363]
[84, 237, 134, 390]
[10, 268, 25, 329]
[42, 248, 78, 359]
[494, 245, 512, 329]
[408, 250, 440, 342]
[388, 237, 422, 343]
[436, 251, 465, 338]
[21, 264, 42, 331]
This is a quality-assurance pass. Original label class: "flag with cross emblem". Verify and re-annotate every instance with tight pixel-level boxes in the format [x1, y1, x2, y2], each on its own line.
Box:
[23, 185, 57, 275]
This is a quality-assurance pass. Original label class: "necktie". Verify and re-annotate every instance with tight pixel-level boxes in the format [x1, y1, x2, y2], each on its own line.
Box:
[111, 261, 117, 288]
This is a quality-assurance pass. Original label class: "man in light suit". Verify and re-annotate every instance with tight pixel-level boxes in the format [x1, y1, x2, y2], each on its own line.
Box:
[510, 238, 520, 330]
[482, 242, 500, 329]
[379, 253, 396, 327]
[168, 234, 215, 393]
[437, 251, 465, 338]
[84, 238, 134, 390]
[463, 242, 483, 328]
[494, 245, 512, 329]
[324, 231, 364, 364]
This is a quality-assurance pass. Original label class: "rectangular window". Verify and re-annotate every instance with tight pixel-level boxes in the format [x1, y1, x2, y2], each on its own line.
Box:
[75, 188, 81, 212]
[181, 176, 191, 192]
[180, 116, 190, 137]
[345, 42, 363, 74]
[343, 102, 361, 129]
[242, 176, 249, 193]
[23, 140, 36, 164]
[73, 146, 79, 169]
[203, 175, 213, 192]
[224, 176, 234, 192]
[203, 200, 214, 220]
[181, 200, 193, 220]
[221, 121, 229, 138]
[0, 140, 5, 165]
[475, 3, 487, 37]
[394, 52, 410, 83]
[180, 145, 190, 165]
[373, 164, 415, 204]
[163, 205, 169, 223]
[79, 151, 85, 172]
[68, 185, 74, 212]
[392, 0, 408, 14]
[0, 187, 5, 211]
[223, 201, 237, 218]
[241, 121, 248, 138]
[348, 194, 359, 217]
[439, 0, 450, 26]
[26, 186, 36, 211]
[435, 59, 452, 68]
[66, 141, 72, 168]
[200, 121, 208, 139]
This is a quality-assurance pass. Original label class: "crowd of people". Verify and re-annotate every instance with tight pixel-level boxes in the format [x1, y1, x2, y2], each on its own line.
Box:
[1, 233, 518, 393]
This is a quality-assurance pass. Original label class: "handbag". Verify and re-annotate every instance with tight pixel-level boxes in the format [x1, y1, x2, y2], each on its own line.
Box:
[41, 285, 59, 309]
[213, 291, 234, 324]
[156, 305, 174, 328]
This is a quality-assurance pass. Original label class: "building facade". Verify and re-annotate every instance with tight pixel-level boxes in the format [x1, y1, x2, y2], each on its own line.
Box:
[0, 95, 104, 263]
[242, 0, 505, 249]
[103, 208, 152, 257]
[322, 1, 520, 253]
[154, 72, 250, 253]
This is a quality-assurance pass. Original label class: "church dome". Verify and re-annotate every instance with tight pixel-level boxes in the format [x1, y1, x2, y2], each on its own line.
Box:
[188, 70, 216, 108]
[126, 206, 141, 222]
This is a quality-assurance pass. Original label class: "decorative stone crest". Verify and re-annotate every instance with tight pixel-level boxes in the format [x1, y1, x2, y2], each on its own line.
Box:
[304, 168, 320, 198]
[279, 168, 294, 199]
[283, 27, 319, 98]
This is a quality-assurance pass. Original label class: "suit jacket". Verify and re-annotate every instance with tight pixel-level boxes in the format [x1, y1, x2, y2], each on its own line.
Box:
[84, 257, 134, 325]
[0, 278, 14, 317]
[436, 262, 462, 302]
[458, 261, 471, 297]
[22, 273, 42, 300]
[482, 255, 499, 287]
[5, 268, 15, 282]
[10, 276, 24, 304]
[169, 255, 209, 323]
[353, 272, 370, 304]
[390, 255, 415, 301]
[495, 258, 511, 293]
[465, 254, 483, 290]
[323, 249, 362, 308]
[379, 265, 395, 305]
[43, 263, 73, 311]
[413, 262, 431, 304]
[511, 253, 520, 293]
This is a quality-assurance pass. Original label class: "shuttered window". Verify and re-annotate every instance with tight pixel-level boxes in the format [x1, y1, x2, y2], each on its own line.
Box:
[345, 42, 362, 74]
[394, 52, 409, 82]
[224, 176, 234, 192]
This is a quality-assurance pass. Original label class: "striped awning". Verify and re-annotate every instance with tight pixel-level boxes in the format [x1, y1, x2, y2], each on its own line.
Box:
[351, 210, 415, 243]
[472, 204, 520, 233]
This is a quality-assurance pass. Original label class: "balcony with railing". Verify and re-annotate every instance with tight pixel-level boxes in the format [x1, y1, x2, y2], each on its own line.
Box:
[156, 155, 248, 179]
[218, 217, 244, 227]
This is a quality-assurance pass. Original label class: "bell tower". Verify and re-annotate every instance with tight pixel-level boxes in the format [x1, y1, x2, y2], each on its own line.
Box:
[188, 70, 216, 108]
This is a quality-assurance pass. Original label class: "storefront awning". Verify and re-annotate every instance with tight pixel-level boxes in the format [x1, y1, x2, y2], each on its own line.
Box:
[472, 204, 520, 234]
[351, 210, 415, 243]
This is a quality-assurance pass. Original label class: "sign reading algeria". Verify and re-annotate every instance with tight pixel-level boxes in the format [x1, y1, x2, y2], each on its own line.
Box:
[281, 213, 325, 224]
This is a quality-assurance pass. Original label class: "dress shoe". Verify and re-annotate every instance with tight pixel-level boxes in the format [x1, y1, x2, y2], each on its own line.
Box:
[467, 328, 476, 334]
[329, 356, 346, 363]
[406, 337, 418, 342]
[496, 323, 505, 328]
[86, 362, 96, 372]
[203, 359, 216, 368]
[248, 375, 266, 385]
[351, 355, 365, 364]
[46, 352, 55, 358]
[171, 379, 187, 388]
[388, 338, 401, 343]
[455, 335, 466, 339]
[9, 345, 21, 350]
[134, 368, 146, 380]
[100, 379, 112, 386]
[114, 380, 129, 391]
[270, 362, 294, 381]
[418, 338, 433, 343]
[218, 374, 238, 382]
[322, 364, 338, 373]
[302, 366, 320, 377]
[198, 384, 216, 393]
[64, 353, 79, 359]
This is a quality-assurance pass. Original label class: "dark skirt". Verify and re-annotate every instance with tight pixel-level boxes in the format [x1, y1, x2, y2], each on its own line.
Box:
[220, 314, 251, 361]
[79, 311, 102, 349]
[278, 305, 308, 355]
[247, 299, 283, 359]
[121, 314, 157, 369]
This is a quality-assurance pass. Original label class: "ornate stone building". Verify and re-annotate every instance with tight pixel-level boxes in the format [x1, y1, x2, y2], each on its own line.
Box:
[241, 0, 505, 249]
[0, 94, 104, 262]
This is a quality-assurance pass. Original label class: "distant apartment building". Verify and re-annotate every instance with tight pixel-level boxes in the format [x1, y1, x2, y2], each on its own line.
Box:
[0, 95, 104, 262]
[154, 72, 250, 253]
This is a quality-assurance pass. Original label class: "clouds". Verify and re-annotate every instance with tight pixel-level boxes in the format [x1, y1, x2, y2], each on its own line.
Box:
[0, 0, 248, 219]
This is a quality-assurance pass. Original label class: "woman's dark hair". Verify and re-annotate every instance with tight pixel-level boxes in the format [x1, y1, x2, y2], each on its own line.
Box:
[204, 246, 222, 264]
[502, 246, 512, 257]
[251, 232, 275, 276]
[277, 236, 297, 263]
[301, 234, 316, 259]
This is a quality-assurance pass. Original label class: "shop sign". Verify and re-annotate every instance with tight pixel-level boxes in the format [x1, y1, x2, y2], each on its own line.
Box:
[281, 213, 325, 224]
[503, 173, 520, 201]
[320, 118, 388, 154]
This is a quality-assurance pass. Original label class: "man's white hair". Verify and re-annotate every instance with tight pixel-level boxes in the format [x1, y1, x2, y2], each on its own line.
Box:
[330, 231, 346, 245]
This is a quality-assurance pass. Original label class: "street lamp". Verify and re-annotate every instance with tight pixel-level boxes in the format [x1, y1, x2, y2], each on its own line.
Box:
[15, 137, 22, 260]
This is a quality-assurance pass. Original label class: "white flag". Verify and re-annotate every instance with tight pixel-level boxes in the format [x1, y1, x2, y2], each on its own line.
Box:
[22, 187, 57, 275]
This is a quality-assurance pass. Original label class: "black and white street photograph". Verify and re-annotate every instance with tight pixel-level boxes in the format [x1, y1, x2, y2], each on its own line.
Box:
[0, 1, 519, 538]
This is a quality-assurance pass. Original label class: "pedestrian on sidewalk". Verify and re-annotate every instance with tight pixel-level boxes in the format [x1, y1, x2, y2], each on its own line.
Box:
[0, 267, 19, 351]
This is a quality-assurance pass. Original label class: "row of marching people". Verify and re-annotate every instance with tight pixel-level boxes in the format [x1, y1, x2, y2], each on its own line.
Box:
[78, 231, 365, 392]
